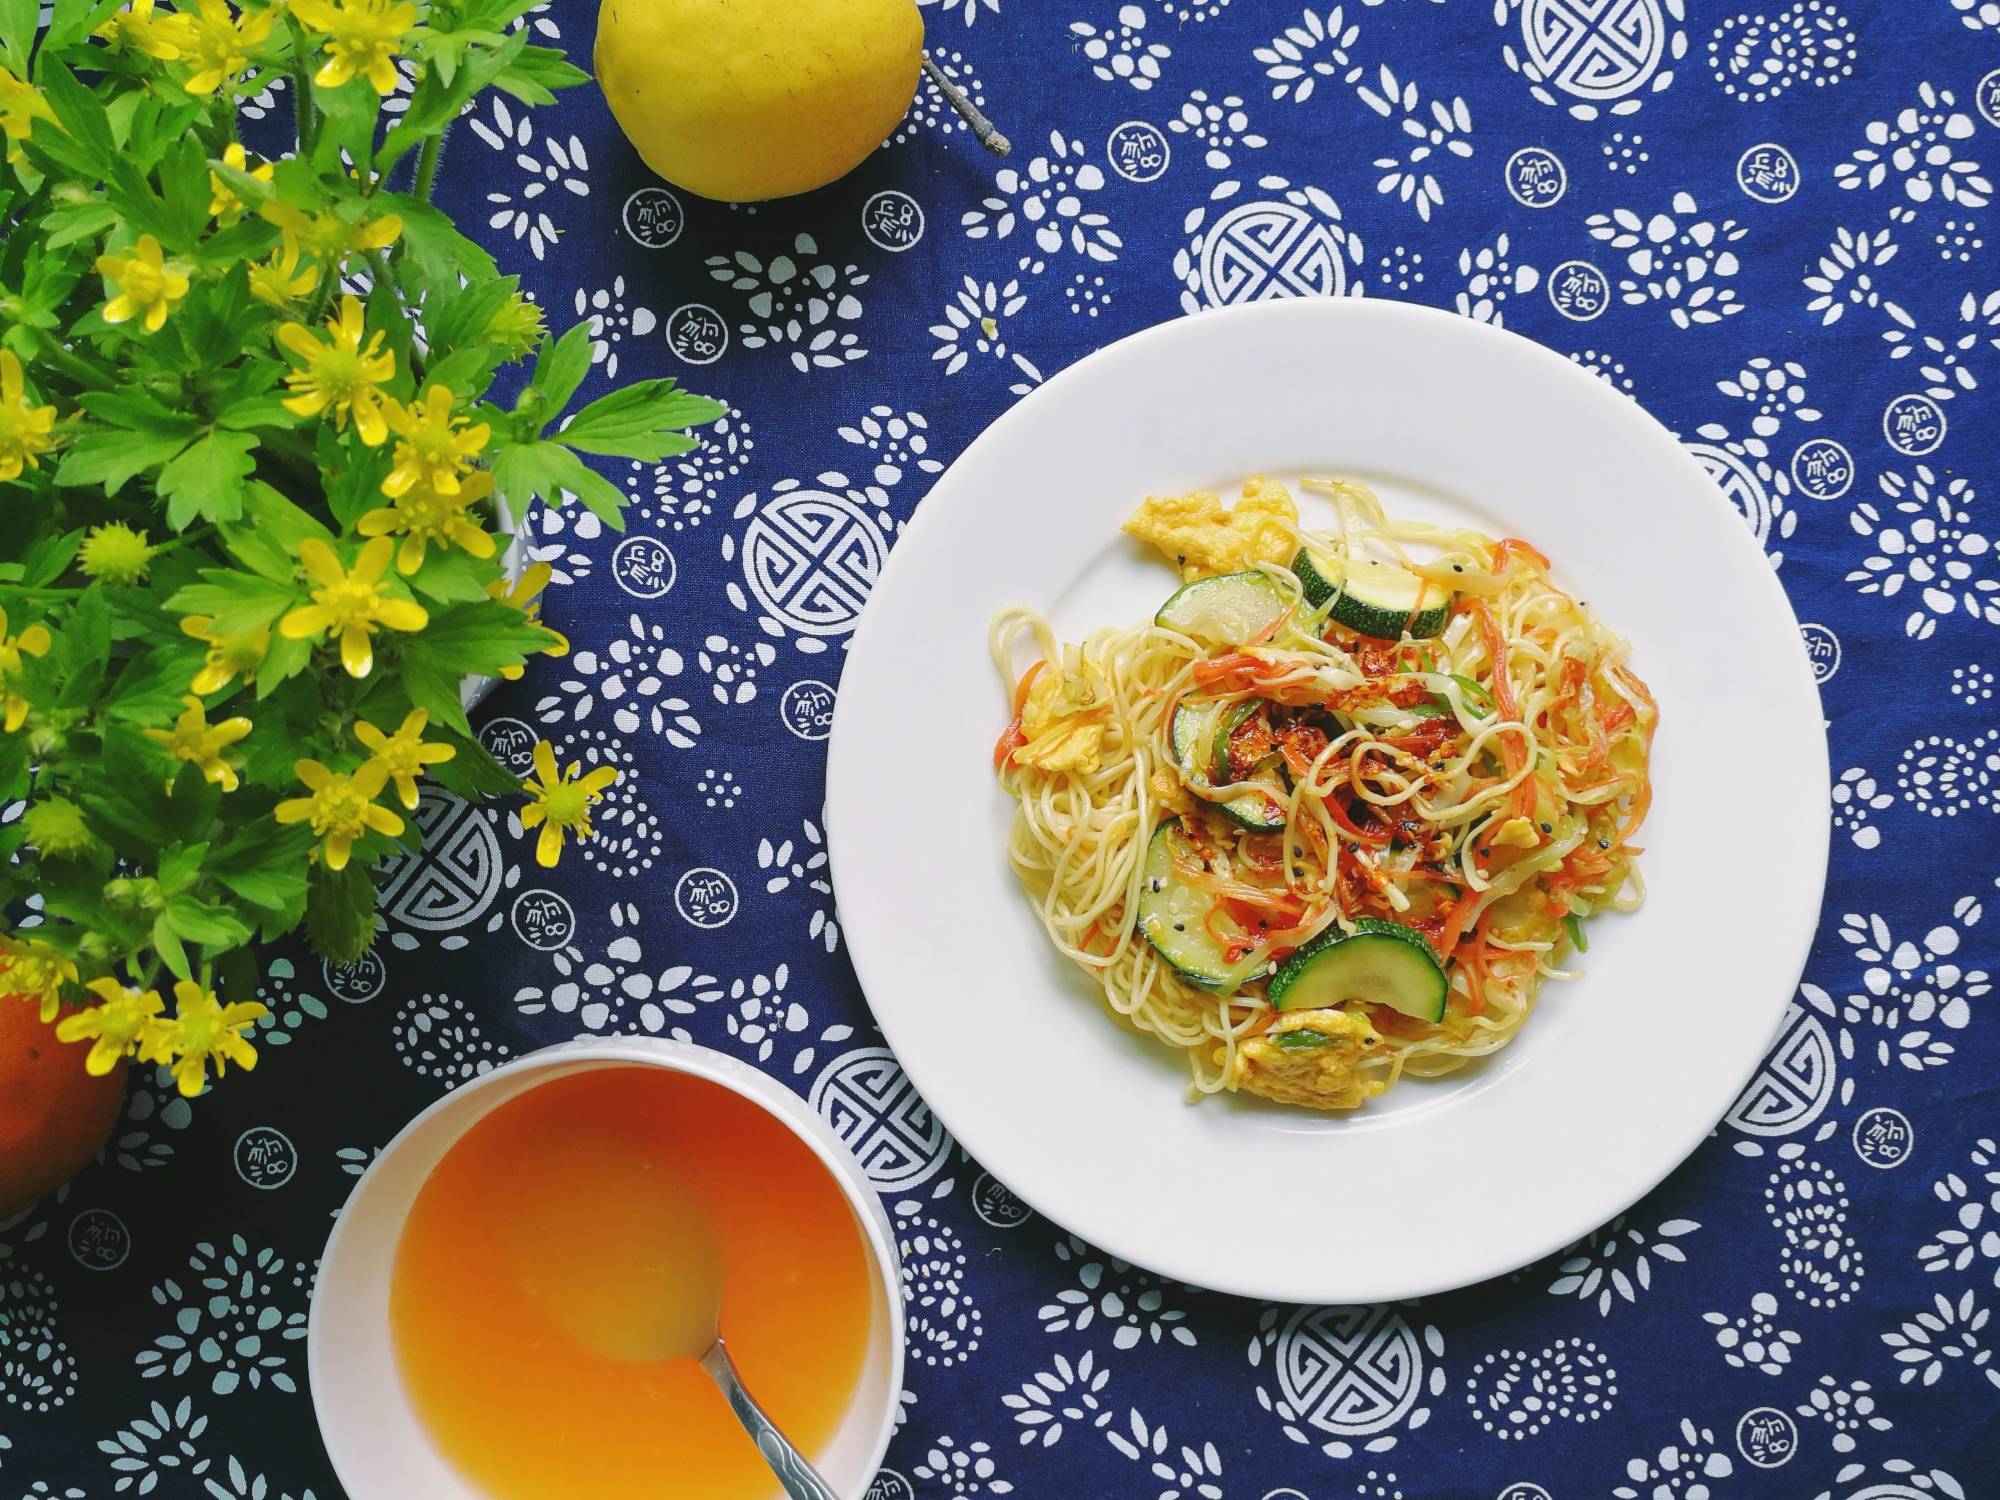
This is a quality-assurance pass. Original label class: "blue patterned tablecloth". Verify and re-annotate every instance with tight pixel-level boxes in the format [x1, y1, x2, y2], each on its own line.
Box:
[10, 1, 2000, 1496]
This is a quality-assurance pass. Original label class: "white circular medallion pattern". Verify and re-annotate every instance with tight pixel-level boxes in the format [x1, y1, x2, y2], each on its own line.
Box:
[621, 186, 683, 248]
[1735, 1406, 1799, 1468]
[67, 1209, 130, 1272]
[378, 792, 504, 932]
[741, 488, 891, 638]
[1521, 0, 1671, 102]
[864, 1472, 915, 1500]
[322, 951, 387, 1004]
[1178, 179, 1361, 313]
[477, 715, 539, 775]
[1791, 437, 1854, 500]
[1737, 142, 1802, 203]
[1688, 441, 1776, 544]
[1727, 1003, 1837, 1136]
[610, 534, 676, 599]
[1799, 623, 1842, 684]
[1496, 1487, 1554, 1500]
[665, 303, 729, 365]
[861, 190, 925, 252]
[508, 888, 576, 950]
[1978, 66, 2000, 129]
[1275, 1305, 1426, 1438]
[673, 866, 739, 929]
[1852, 1106, 1914, 1168]
[1108, 119, 1172, 182]
[1883, 394, 1946, 457]
[971, 1171, 1033, 1228]
[809, 1046, 951, 1194]
[1547, 260, 1610, 319]
[233, 1126, 298, 1190]
[780, 679, 838, 740]
[1504, 147, 1567, 207]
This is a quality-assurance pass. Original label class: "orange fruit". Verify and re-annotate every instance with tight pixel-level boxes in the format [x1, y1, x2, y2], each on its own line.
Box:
[0, 997, 126, 1218]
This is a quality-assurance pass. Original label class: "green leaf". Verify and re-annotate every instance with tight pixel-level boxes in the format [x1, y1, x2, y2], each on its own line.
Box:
[38, 64, 117, 174]
[391, 197, 499, 292]
[77, 389, 203, 438]
[18, 529, 83, 588]
[151, 910, 192, 981]
[209, 821, 312, 912]
[422, 345, 504, 400]
[492, 45, 593, 106]
[524, 322, 594, 422]
[491, 440, 627, 530]
[158, 136, 211, 247]
[0, 0, 35, 69]
[255, 631, 315, 697]
[167, 568, 300, 639]
[408, 545, 500, 603]
[306, 859, 377, 966]
[425, 728, 520, 800]
[560, 380, 726, 461]
[164, 893, 252, 950]
[16, 249, 83, 329]
[43, 0, 128, 51]
[158, 840, 208, 893]
[42, 199, 120, 251]
[105, 644, 202, 725]
[54, 429, 194, 495]
[52, 585, 112, 708]
[425, 275, 517, 355]
[158, 430, 258, 529]
[78, 727, 178, 858]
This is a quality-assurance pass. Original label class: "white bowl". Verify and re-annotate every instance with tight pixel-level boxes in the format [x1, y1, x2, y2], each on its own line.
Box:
[308, 1038, 905, 1500]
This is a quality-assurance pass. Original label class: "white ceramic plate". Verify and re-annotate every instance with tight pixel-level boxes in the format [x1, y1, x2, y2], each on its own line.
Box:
[827, 300, 1828, 1304]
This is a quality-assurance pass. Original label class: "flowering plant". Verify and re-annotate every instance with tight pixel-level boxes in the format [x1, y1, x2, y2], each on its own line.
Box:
[0, 0, 721, 1092]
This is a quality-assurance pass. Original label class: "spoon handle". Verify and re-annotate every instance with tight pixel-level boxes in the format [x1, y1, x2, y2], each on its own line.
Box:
[698, 1340, 843, 1500]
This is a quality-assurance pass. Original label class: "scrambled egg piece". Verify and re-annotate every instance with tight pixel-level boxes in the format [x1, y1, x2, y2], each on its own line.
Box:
[1226, 1008, 1387, 1111]
[1014, 667, 1104, 776]
[1124, 475, 1299, 581]
[1149, 767, 1193, 818]
[1489, 816, 1541, 850]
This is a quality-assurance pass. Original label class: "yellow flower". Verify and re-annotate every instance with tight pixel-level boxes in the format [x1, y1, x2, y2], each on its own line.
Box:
[96, 0, 194, 59]
[145, 693, 253, 791]
[488, 561, 568, 680]
[279, 536, 428, 677]
[275, 295, 395, 444]
[517, 739, 618, 868]
[179, 614, 269, 694]
[96, 233, 190, 334]
[248, 233, 319, 309]
[0, 350, 57, 482]
[0, 67, 56, 163]
[274, 757, 404, 870]
[208, 142, 273, 224]
[156, 978, 266, 1097]
[58, 978, 167, 1075]
[381, 385, 489, 498]
[0, 935, 78, 1024]
[258, 200, 400, 264]
[290, 0, 415, 95]
[0, 605, 52, 732]
[179, 0, 276, 95]
[358, 468, 497, 575]
[354, 707, 454, 810]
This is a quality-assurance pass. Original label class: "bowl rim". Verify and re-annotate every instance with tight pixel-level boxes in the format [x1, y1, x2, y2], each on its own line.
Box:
[308, 1036, 907, 1499]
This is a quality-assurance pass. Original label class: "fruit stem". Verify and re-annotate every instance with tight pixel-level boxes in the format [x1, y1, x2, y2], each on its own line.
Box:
[922, 53, 1009, 158]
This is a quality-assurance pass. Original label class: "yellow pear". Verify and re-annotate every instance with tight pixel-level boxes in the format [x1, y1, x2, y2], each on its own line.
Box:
[595, 0, 924, 203]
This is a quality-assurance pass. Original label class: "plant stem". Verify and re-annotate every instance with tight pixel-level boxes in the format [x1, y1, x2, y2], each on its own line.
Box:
[288, 21, 317, 157]
[413, 132, 443, 201]
[31, 331, 110, 392]
[922, 53, 1009, 157]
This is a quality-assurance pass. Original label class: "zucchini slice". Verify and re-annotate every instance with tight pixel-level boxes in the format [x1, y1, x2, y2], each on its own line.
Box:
[1168, 702, 1288, 833]
[1135, 820, 1266, 992]
[1292, 548, 1450, 640]
[1267, 917, 1448, 1021]
[1155, 571, 1288, 648]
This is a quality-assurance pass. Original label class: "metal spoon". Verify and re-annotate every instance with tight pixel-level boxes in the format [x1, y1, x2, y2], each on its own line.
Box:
[696, 1337, 841, 1500]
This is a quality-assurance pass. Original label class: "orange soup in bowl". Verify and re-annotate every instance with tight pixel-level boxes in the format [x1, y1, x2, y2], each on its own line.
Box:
[389, 1066, 876, 1500]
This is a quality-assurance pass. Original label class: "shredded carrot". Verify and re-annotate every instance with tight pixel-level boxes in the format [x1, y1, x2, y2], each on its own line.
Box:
[992, 719, 1026, 769]
[1012, 661, 1045, 716]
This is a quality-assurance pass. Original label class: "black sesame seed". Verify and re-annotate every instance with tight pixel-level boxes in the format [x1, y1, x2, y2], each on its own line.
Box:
[1598, 839, 1610, 849]
[1172, 922, 1185, 932]
[1540, 822, 1552, 834]
[1452, 564, 1464, 573]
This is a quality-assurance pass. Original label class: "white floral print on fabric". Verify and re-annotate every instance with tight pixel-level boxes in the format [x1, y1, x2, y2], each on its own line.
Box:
[1881, 290, 2000, 402]
[912, 1435, 1013, 1496]
[1257, 6, 1364, 103]
[1004, 1351, 1114, 1447]
[1882, 1289, 2000, 1390]
[1609, 1417, 1732, 1500]
[1834, 82, 1993, 207]
[1464, 1338, 1617, 1438]
[1703, 1292, 1802, 1375]
[930, 278, 1045, 394]
[135, 1239, 307, 1396]
[1795, 1375, 1892, 1452]
[1919, 1135, 2000, 1289]
[1071, 7, 1171, 92]
[1176, 176, 1365, 313]
[1454, 233, 1538, 325]
[538, 614, 703, 746]
[98, 1397, 210, 1494]
[1586, 190, 1747, 326]
[1547, 1213, 1700, 1316]
[897, 1207, 984, 1368]
[1104, 1409, 1225, 1500]
[572, 277, 656, 381]
[1356, 66, 1474, 221]
[705, 235, 870, 373]
[1846, 468, 2000, 638]
[467, 96, 589, 260]
[1039, 1236, 1197, 1350]
[1707, 2, 1857, 103]
[964, 131, 1121, 262]
[1831, 766, 1896, 849]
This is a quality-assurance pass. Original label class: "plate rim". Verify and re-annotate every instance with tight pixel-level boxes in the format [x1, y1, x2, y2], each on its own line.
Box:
[828, 298, 1830, 1302]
